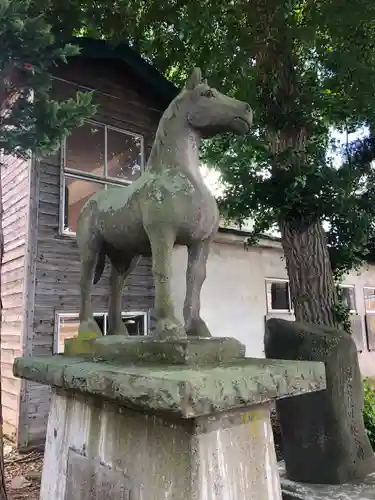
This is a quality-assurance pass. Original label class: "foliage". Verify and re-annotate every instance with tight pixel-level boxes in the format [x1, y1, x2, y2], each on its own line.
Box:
[332, 293, 351, 333]
[327, 136, 375, 279]
[363, 378, 375, 451]
[0, 0, 95, 160]
[26, 0, 375, 325]
[41, 0, 375, 324]
[210, 131, 375, 276]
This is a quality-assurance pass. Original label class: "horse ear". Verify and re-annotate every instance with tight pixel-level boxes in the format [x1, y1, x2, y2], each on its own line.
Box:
[185, 68, 202, 90]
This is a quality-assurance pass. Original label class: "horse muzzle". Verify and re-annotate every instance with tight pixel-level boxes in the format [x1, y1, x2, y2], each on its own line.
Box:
[231, 115, 252, 135]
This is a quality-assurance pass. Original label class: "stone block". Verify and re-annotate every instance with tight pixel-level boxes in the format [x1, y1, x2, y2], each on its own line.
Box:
[65, 449, 131, 500]
[13, 355, 326, 417]
[64, 336, 96, 357]
[279, 462, 375, 499]
[41, 391, 284, 500]
[265, 318, 375, 484]
[14, 349, 326, 499]
[91, 335, 246, 365]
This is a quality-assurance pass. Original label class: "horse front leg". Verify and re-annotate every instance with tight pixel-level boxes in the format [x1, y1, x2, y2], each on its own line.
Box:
[183, 239, 211, 337]
[146, 226, 186, 339]
[107, 256, 140, 336]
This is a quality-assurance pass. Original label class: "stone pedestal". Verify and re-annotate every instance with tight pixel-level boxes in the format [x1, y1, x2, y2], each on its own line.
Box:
[13, 336, 326, 500]
[279, 462, 375, 499]
[266, 319, 375, 484]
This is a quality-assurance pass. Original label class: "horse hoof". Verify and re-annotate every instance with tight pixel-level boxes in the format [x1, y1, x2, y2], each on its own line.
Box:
[186, 318, 212, 338]
[154, 318, 187, 340]
[107, 323, 129, 336]
[78, 319, 103, 339]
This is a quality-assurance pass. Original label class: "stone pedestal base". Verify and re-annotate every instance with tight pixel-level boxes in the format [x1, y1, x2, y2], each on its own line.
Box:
[13, 348, 326, 500]
[279, 462, 375, 499]
[90, 334, 246, 365]
[41, 390, 282, 500]
[266, 319, 375, 484]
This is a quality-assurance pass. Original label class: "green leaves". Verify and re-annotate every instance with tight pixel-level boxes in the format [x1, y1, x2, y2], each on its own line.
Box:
[0, 0, 95, 160]
[363, 379, 375, 450]
[17, 0, 375, 284]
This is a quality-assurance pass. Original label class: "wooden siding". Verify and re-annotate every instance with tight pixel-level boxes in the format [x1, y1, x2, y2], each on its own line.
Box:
[1, 154, 30, 441]
[23, 57, 162, 448]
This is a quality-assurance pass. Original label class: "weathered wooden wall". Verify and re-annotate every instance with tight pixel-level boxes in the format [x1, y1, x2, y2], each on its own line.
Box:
[21, 56, 163, 448]
[0, 154, 30, 441]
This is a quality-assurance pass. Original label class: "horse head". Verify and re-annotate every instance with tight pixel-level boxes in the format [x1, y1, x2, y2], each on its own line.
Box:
[181, 68, 253, 138]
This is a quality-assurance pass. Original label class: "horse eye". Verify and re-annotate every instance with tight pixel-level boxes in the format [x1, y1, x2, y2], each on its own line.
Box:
[202, 89, 215, 98]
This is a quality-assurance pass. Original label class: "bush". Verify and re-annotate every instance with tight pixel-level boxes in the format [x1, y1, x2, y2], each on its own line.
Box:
[363, 378, 375, 451]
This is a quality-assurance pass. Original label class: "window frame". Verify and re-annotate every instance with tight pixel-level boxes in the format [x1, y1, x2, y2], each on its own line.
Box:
[54, 310, 149, 354]
[337, 284, 357, 314]
[59, 118, 145, 237]
[364, 286, 375, 313]
[265, 278, 293, 314]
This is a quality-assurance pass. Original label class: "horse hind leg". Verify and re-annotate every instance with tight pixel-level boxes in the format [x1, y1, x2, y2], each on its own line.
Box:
[107, 255, 140, 335]
[77, 237, 103, 338]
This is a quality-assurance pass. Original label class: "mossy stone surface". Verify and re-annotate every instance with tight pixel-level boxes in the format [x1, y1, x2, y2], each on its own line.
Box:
[279, 462, 375, 499]
[64, 337, 97, 357]
[266, 318, 375, 484]
[75, 335, 246, 365]
[13, 355, 326, 418]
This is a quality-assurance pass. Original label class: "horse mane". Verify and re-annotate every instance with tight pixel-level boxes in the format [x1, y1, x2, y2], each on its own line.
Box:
[149, 91, 188, 161]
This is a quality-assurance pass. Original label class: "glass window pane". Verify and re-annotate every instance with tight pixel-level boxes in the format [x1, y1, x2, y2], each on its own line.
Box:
[107, 128, 143, 182]
[339, 286, 356, 311]
[266, 281, 290, 310]
[58, 315, 79, 353]
[365, 288, 375, 312]
[65, 122, 105, 176]
[57, 314, 106, 353]
[64, 176, 104, 233]
[122, 314, 146, 336]
[94, 315, 105, 335]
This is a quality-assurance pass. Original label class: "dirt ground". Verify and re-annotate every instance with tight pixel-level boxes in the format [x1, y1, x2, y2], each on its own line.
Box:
[4, 438, 42, 500]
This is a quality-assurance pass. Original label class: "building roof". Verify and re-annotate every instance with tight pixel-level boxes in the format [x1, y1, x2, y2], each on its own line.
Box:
[218, 226, 279, 241]
[61, 37, 179, 107]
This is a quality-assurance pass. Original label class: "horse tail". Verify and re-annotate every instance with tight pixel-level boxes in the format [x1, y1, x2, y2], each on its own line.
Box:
[94, 246, 106, 285]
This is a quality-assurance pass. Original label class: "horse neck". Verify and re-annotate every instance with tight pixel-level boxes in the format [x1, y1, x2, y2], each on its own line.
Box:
[147, 118, 205, 187]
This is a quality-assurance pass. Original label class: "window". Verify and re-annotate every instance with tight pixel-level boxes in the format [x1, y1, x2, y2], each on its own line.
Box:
[364, 287, 375, 312]
[265, 279, 292, 312]
[61, 120, 144, 234]
[55, 311, 148, 354]
[337, 285, 356, 313]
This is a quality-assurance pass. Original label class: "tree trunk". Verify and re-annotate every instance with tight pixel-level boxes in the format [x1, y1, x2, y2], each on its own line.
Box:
[279, 217, 338, 327]
[0, 174, 8, 500]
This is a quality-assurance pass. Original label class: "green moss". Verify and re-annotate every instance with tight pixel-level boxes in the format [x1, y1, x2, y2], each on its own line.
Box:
[64, 336, 97, 357]
[363, 378, 375, 451]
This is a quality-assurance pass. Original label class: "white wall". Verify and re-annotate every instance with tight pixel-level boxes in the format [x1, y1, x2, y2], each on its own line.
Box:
[171, 235, 289, 358]
[170, 232, 375, 376]
[342, 266, 375, 375]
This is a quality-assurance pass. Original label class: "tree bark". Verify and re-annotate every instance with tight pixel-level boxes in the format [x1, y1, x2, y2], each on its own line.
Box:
[0, 173, 8, 500]
[279, 217, 338, 327]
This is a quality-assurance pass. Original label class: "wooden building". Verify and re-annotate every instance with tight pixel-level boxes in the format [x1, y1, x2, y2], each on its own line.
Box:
[1, 37, 178, 450]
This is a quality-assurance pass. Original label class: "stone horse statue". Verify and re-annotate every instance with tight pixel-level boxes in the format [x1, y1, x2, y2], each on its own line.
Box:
[76, 68, 253, 340]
